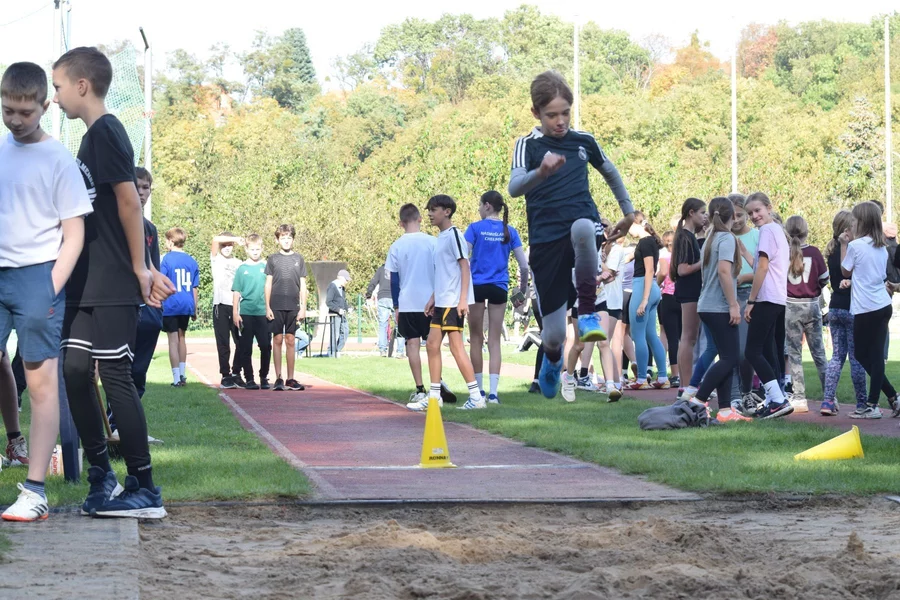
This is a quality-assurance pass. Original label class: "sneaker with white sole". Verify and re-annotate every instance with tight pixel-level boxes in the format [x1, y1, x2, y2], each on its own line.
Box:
[407, 393, 441, 412]
[1, 484, 49, 522]
[90, 476, 167, 519]
[81, 466, 125, 515]
[849, 405, 883, 419]
[561, 372, 577, 403]
[576, 376, 598, 391]
[788, 395, 809, 414]
[486, 394, 500, 404]
[607, 387, 622, 402]
[6, 435, 28, 467]
[457, 397, 486, 410]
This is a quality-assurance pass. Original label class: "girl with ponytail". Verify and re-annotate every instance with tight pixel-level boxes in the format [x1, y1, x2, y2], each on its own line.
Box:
[464, 191, 529, 402]
[783, 215, 829, 414]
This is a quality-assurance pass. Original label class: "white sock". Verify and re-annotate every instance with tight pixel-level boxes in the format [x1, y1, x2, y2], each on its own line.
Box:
[615, 382, 622, 390]
[466, 381, 481, 401]
[657, 375, 669, 383]
[489, 374, 499, 396]
[606, 380, 615, 390]
[474, 373, 483, 392]
[684, 386, 697, 394]
[763, 380, 785, 404]
[429, 383, 442, 400]
[179, 362, 186, 378]
[172, 368, 181, 385]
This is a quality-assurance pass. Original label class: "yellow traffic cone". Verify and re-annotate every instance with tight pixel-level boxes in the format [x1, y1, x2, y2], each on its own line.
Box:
[419, 398, 456, 468]
[794, 425, 864, 461]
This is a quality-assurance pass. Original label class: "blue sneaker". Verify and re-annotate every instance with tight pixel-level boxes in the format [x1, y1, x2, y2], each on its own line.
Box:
[538, 355, 563, 399]
[81, 466, 124, 516]
[90, 475, 167, 519]
[487, 393, 500, 404]
[577, 313, 607, 342]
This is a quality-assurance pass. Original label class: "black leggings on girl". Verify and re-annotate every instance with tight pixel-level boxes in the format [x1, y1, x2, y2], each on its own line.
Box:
[853, 305, 896, 406]
[744, 301, 785, 385]
[696, 313, 739, 409]
[658, 294, 681, 367]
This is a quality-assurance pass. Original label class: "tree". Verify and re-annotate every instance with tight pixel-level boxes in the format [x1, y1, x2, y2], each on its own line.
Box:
[333, 45, 378, 92]
[373, 18, 440, 93]
[579, 25, 652, 94]
[738, 24, 778, 78]
[241, 28, 318, 110]
[829, 96, 885, 201]
[498, 5, 572, 77]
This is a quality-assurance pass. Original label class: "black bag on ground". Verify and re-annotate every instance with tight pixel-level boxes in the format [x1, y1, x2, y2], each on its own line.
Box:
[638, 399, 711, 430]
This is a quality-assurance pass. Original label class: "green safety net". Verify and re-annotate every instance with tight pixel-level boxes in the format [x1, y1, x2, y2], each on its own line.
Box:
[0, 44, 146, 164]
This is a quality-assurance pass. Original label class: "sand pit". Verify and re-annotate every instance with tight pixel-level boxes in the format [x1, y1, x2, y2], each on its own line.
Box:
[139, 499, 900, 599]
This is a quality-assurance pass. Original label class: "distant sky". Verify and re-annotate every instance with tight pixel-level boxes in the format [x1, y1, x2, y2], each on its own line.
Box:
[0, 0, 895, 89]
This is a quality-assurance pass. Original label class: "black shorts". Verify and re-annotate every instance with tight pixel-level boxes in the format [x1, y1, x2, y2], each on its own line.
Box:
[271, 309, 299, 336]
[595, 301, 608, 314]
[162, 315, 191, 333]
[61, 305, 139, 361]
[607, 308, 623, 320]
[398, 312, 430, 340]
[530, 236, 579, 317]
[431, 307, 465, 333]
[473, 284, 508, 305]
[622, 291, 632, 326]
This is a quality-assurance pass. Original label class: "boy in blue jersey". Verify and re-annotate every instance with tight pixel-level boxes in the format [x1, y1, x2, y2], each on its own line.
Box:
[508, 71, 635, 400]
[160, 228, 200, 387]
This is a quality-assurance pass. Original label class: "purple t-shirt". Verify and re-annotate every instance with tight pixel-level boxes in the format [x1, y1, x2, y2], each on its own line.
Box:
[754, 222, 788, 305]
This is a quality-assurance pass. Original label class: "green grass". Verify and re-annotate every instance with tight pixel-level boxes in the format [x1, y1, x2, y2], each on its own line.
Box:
[297, 355, 900, 495]
[0, 353, 311, 507]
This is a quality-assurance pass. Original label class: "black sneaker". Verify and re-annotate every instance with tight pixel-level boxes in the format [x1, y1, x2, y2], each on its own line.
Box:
[244, 380, 260, 390]
[260, 378, 271, 390]
[528, 381, 541, 394]
[170, 381, 186, 388]
[755, 398, 794, 420]
[180, 375, 187, 385]
[440, 381, 457, 404]
[286, 378, 305, 391]
[232, 374, 247, 388]
[273, 378, 285, 391]
[221, 376, 237, 389]
[81, 466, 124, 516]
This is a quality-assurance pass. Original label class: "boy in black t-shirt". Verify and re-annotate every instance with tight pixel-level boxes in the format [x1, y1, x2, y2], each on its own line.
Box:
[264, 224, 307, 391]
[53, 47, 175, 519]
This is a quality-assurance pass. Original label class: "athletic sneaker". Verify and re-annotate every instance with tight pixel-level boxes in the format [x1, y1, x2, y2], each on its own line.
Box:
[244, 380, 260, 390]
[147, 434, 164, 445]
[458, 397, 487, 410]
[528, 380, 541, 394]
[561, 372, 577, 403]
[849, 405, 883, 419]
[180, 375, 187, 385]
[737, 391, 764, 417]
[260, 378, 271, 390]
[406, 393, 440, 411]
[220, 376, 237, 389]
[232, 374, 247, 388]
[577, 313, 607, 342]
[91, 475, 167, 519]
[889, 396, 900, 418]
[538, 355, 563, 399]
[486, 394, 500, 404]
[81, 466, 124, 516]
[715, 409, 752, 423]
[607, 387, 622, 402]
[273, 378, 285, 391]
[651, 380, 671, 390]
[170, 381, 185, 388]
[784, 381, 793, 394]
[820, 400, 838, 416]
[286, 379, 305, 391]
[6, 435, 28, 467]
[624, 381, 651, 390]
[440, 381, 458, 404]
[756, 399, 794, 419]
[669, 376, 680, 388]
[788, 395, 809, 414]
[576, 376, 598, 391]
[1, 484, 49, 522]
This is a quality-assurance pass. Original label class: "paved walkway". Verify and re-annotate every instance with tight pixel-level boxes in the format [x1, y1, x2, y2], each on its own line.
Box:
[185, 342, 698, 503]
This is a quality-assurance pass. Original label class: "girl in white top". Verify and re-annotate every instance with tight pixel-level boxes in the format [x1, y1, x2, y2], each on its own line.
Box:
[839, 201, 898, 419]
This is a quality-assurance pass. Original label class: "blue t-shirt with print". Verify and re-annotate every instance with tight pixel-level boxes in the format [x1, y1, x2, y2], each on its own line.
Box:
[464, 220, 523, 290]
[161, 251, 200, 316]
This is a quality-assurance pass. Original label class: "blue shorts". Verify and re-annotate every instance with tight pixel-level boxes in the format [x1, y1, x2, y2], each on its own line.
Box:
[0, 261, 65, 362]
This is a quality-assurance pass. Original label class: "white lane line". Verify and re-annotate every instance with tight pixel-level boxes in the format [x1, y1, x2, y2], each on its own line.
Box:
[306, 464, 593, 471]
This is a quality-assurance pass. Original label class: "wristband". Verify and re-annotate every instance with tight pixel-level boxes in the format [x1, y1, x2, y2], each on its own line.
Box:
[747, 299, 756, 305]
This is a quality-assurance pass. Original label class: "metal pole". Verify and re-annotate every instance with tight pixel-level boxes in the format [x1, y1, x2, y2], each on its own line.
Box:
[731, 36, 738, 193]
[50, 1, 62, 140]
[140, 27, 153, 219]
[573, 15, 580, 131]
[356, 294, 362, 343]
[887, 16, 893, 223]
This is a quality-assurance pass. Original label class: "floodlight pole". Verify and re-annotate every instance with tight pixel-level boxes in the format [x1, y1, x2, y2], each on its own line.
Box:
[886, 16, 893, 223]
[140, 26, 152, 219]
[50, 1, 62, 140]
[731, 37, 738, 193]
[573, 15, 580, 131]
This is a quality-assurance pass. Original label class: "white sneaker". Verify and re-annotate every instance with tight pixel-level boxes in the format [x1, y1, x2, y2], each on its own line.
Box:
[147, 434, 164, 445]
[1, 484, 49, 522]
[788, 395, 809, 414]
[457, 397, 486, 410]
[562, 373, 577, 403]
[406, 393, 441, 412]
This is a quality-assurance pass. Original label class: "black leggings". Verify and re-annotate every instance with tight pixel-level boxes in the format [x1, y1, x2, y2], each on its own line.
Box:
[532, 303, 544, 380]
[775, 307, 786, 381]
[658, 294, 681, 366]
[697, 313, 740, 408]
[239, 315, 272, 381]
[744, 301, 785, 384]
[853, 305, 896, 406]
[213, 303, 241, 377]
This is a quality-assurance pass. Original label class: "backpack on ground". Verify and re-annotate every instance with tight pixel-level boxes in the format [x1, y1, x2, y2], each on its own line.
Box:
[638, 399, 711, 430]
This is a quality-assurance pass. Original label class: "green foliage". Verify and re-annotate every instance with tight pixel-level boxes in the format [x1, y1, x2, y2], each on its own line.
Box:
[241, 28, 319, 110]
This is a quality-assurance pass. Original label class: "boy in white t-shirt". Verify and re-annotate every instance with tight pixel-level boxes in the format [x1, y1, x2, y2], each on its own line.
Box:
[423, 195, 483, 410]
[0, 63, 93, 521]
[211, 232, 245, 388]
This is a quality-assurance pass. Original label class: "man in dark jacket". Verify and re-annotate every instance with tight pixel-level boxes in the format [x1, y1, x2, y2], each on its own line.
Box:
[326, 269, 351, 356]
